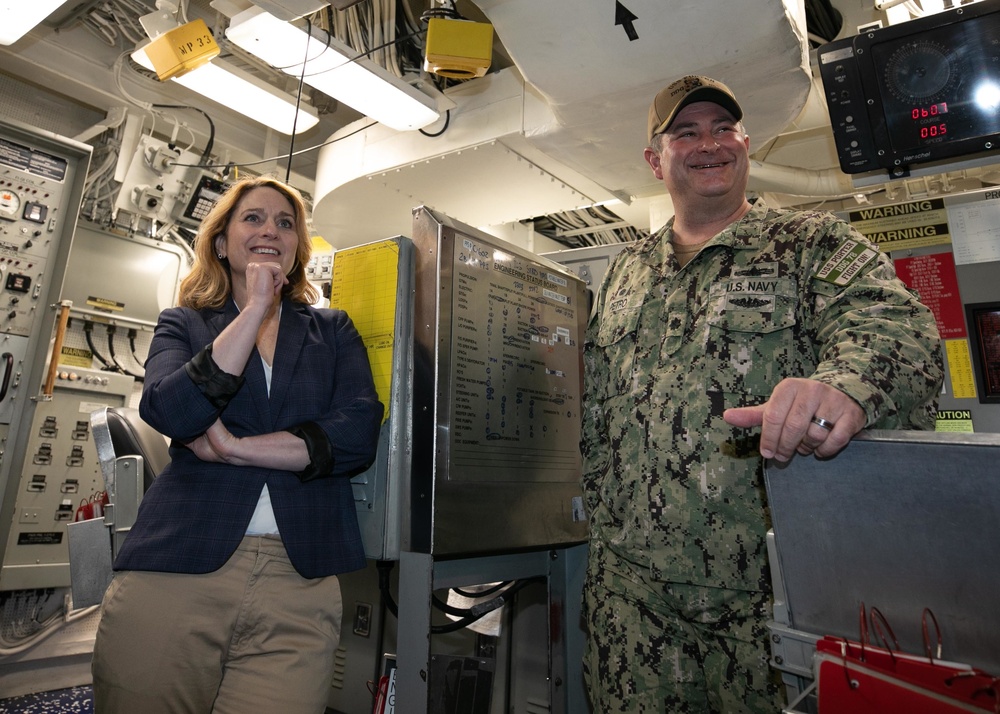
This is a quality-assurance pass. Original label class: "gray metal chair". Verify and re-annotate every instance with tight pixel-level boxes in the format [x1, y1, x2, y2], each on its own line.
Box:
[67, 406, 169, 607]
[91, 405, 170, 555]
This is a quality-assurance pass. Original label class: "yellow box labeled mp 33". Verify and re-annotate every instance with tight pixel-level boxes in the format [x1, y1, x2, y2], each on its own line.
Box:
[423, 18, 493, 79]
[144, 19, 221, 81]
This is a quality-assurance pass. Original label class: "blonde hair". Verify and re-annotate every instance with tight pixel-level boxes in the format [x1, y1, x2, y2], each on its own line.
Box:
[178, 176, 319, 310]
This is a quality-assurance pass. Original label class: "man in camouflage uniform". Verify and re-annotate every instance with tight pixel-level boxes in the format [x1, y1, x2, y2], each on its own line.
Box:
[580, 76, 943, 713]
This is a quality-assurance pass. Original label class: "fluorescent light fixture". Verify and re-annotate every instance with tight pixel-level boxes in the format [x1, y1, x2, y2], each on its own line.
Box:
[133, 44, 319, 135]
[226, 7, 440, 132]
[0, 0, 71, 45]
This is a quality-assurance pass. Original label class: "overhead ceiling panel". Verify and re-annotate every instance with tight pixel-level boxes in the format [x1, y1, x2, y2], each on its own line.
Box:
[315, 140, 596, 245]
[312, 0, 813, 247]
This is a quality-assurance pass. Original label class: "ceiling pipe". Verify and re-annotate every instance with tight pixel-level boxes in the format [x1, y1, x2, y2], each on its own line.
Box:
[748, 159, 859, 197]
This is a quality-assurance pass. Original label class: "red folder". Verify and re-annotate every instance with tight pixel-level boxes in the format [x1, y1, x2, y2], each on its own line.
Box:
[814, 607, 998, 713]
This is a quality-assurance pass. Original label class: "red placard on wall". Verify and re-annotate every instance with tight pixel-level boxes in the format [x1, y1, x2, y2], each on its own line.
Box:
[893, 252, 966, 339]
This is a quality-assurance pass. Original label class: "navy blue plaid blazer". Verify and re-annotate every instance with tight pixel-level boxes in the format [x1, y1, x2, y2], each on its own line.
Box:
[115, 297, 383, 579]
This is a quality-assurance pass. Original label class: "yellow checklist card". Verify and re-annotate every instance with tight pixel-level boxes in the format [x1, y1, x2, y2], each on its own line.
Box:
[328, 239, 400, 423]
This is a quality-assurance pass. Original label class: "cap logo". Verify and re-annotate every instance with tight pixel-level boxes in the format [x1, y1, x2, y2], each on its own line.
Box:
[648, 75, 741, 143]
[671, 76, 704, 98]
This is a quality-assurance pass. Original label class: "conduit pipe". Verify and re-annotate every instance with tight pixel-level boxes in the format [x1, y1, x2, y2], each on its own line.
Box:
[748, 159, 859, 197]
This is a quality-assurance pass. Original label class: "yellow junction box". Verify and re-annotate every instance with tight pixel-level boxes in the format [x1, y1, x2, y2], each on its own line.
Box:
[424, 18, 494, 79]
[144, 19, 221, 81]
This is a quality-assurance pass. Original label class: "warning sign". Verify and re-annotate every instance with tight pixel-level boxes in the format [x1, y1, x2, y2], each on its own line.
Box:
[893, 252, 966, 339]
[848, 198, 952, 252]
[59, 346, 93, 368]
[935, 409, 974, 433]
[86, 296, 125, 313]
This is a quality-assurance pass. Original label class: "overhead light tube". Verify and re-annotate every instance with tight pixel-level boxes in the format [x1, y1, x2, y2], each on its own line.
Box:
[0, 0, 72, 45]
[133, 44, 320, 136]
[226, 7, 440, 132]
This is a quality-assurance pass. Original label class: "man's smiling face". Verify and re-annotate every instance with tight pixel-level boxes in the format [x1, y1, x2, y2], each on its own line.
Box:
[646, 101, 751, 207]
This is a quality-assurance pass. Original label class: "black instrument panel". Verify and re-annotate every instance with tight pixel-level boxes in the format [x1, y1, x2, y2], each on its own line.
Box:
[819, 0, 1000, 176]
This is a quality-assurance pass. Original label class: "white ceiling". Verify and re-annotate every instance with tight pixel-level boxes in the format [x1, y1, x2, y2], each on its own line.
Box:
[6, 0, 994, 250]
[312, 0, 816, 245]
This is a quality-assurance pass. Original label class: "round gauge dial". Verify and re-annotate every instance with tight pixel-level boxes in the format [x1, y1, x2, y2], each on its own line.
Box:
[0, 189, 20, 221]
[883, 40, 957, 102]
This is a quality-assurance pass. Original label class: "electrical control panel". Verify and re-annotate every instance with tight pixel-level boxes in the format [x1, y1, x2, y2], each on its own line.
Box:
[818, 0, 1000, 177]
[113, 134, 218, 231]
[0, 141, 72, 338]
[0, 118, 92, 592]
[0, 368, 133, 591]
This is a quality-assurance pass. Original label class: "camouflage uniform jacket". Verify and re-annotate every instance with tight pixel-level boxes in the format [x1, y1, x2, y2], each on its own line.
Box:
[581, 198, 943, 592]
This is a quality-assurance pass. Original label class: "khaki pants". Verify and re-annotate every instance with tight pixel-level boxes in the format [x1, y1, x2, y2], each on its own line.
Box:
[92, 536, 343, 714]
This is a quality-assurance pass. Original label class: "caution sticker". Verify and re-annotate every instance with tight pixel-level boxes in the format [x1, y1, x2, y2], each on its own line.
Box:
[86, 296, 125, 312]
[60, 346, 93, 368]
[815, 239, 878, 286]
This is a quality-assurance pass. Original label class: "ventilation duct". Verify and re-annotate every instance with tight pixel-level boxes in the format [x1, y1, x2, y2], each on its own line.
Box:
[312, 0, 813, 247]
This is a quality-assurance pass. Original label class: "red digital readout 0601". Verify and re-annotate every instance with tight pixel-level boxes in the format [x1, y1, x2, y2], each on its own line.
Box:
[912, 102, 948, 141]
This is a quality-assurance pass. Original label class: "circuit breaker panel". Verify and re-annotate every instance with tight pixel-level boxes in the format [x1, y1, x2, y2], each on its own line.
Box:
[0, 368, 132, 590]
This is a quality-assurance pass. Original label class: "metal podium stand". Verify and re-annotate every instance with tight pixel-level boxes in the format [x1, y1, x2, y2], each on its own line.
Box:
[396, 544, 588, 714]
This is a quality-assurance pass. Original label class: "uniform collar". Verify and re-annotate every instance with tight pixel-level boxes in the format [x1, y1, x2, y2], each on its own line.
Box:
[636, 196, 770, 271]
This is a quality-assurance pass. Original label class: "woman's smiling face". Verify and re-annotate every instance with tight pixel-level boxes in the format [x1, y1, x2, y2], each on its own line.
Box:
[216, 186, 300, 277]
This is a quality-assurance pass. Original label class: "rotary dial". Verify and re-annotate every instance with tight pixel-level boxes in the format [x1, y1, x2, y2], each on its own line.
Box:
[883, 40, 957, 102]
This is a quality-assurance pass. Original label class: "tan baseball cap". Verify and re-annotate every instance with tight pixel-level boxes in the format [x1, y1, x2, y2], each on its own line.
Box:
[647, 76, 743, 144]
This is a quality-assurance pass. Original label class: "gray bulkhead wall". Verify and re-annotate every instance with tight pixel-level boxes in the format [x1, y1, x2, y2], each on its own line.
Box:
[842, 188, 1000, 434]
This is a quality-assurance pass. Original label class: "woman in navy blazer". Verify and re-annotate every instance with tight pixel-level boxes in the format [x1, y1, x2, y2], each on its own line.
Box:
[92, 176, 383, 714]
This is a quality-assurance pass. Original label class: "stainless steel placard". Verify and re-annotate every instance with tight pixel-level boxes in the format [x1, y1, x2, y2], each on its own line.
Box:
[410, 207, 589, 555]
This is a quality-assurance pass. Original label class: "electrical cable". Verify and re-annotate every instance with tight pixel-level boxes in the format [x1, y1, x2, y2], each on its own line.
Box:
[83, 144, 120, 195]
[166, 227, 197, 266]
[400, 0, 421, 33]
[804, 0, 843, 43]
[420, 1, 462, 23]
[106, 324, 145, 381]
[391, 0, 424, 73]
[169, 118, 378, 172]
[418, 109, 450, 137]
[82, 10, 120, 45]
[83, 321, 117, 372]
[452, 581, 512, 598]
[375, 560, 540, 635]
[0, 589, 99, 655]
[0, 605, 100, 655]
[285, 19, 315, 183]
[272, 26, 427, 81]
[430, 579, 539, 635]
[128, 328, 147, 369]
[112, 50, 157, 114]
[108, 2, 147, 44]
[151, 104, 215, 164]
[385, 0, 400, 79]
[432, 592, 495, 617]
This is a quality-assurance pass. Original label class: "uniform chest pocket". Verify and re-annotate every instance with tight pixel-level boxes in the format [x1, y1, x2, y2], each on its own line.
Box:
[706, 277, 799, 334]
[592, 303, 641, 393]
[595, 303, 641, 346]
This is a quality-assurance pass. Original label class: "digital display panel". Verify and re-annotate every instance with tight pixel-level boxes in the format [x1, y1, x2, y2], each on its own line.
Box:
[870, 16, 1000, 155]
[820, 0, 1000, 175]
